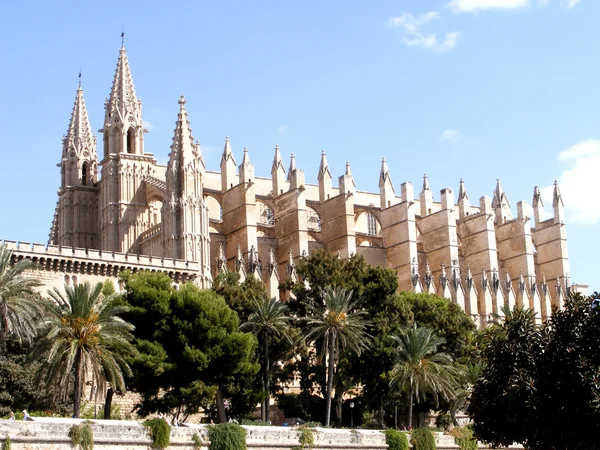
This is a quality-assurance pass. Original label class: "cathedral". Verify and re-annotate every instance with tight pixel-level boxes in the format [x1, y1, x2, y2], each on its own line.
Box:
[3, 44, 572, 328]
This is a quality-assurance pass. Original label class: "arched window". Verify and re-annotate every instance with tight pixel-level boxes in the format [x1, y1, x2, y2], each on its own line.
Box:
[127, 128, 135, 154]
[367, 213, 377, 236]
[81, 162, 88, 186]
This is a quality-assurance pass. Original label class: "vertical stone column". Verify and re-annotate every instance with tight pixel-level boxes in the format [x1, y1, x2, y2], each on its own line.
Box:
[221, 183, 258, 271]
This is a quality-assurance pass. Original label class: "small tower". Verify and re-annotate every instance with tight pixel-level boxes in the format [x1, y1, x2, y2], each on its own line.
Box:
[318, 150, 332, 202]
[533, 186, 544, 226]
[220, 137, 237, 192]
[54, 81, 99, 249]
[379, 157, 395, 208]
[339, 162, 356, 195]
[420, 174, 433, 216]
[493, 179, 513, 224]
[457, 179, 470, 219]
[239, 147, 254, 184]
[553, 180, 565, 224]
[271, 145, 286, 197]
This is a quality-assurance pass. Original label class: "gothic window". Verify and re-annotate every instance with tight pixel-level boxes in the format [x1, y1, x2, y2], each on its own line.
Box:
[81, 162, 88, 186]
[367, 213, 377, 236]
[127, 128, 135, 154]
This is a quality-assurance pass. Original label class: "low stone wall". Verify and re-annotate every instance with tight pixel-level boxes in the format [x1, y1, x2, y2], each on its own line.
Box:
[0, 418, 523, 450]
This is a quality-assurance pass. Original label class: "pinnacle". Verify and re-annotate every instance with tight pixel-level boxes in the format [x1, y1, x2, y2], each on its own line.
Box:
[242, 146, 250, 164]
[345, 161, 352, 177]
[106, 45, 139, 121]
[169, 96, 198, 168]
[458, 178, 468, 201]
[287, 153, 296, 180]
[422, 174, 430, 191]
[533, 186, 543, 207]
[64, 84, 95, 156]
[221, 136, 235, 165]
[379, 157, 392, 187]
[493, 179, 509, 208]
[272, 144, 285, 173]
[318, 150, 331, 179]
[553, 180, 563, 207]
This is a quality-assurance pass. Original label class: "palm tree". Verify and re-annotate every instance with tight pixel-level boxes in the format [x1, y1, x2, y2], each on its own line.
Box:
[450, 362, 482, 426]
[33, 282, 135, 417]
[241, 296, 293, 423]
[390, 324, 462, 429]
[0, 244, 42, 352]
[304, 286, 371, 427]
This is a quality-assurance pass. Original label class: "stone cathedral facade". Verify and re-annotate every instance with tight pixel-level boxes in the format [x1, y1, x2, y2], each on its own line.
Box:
[3, 45, 573, 327]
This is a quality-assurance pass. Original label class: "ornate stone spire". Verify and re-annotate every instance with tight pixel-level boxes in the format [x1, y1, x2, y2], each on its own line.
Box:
[424, 261, 433, 289]
[318, 150, 332, 202]
[552, 180, 565, 223]
[64, 85, 96, 159]
[271, 144, 286, 197]
[493, 179, 513, 222]
[105, 46, 141, 125]
[457, 178, 470, 219]
[287, 153, 296, 180]
[458, 179, 468, 201]
[533, 186, 544, 225]
[423, 174, 430, 191]
[379, 157, 395, 208]
[220, 136, 237, 191]
[239, 146, 254, 184]
[420, 174, 433, 216]
[552, 180, 563, 207]
[319, 150, 331, 178]
[221, 136, 235, 165]
[481, 267, 488, 290]
[168, 96, 203, 173]
[272, 144, 285, 173]
[339, 161, 356, 194]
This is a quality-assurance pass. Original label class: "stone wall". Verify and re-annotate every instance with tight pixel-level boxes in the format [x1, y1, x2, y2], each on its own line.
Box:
[0, 418, 524, 450]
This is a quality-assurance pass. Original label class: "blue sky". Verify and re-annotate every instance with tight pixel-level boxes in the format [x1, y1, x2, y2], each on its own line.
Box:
[0, 0, 597, 291]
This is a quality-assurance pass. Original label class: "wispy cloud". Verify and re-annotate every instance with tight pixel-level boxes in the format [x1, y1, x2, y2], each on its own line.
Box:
[540, 139, 600, 225]
[448, 0, 529, 13]
[565, 0, 581, 9]
[277, 125, 289, 134]
[440, 129, 462, 143]
[388, 12, 460, 51]
[143, 120, 154, 131]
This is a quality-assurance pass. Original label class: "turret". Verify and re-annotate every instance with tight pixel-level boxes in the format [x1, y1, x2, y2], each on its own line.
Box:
[420, 174, 433, 216]
[493, 179, 513, 224]
[379, 157, 395, 208]
[239, 147, 254, 184]
[318, 150, 332, 202]
[533, 186, 544, 226]
[553, 180, 565, 224]
[339, 162, 356, 195]
[457, 179, 470, 219]
[288, 153, 305, 190]
[220, 136, 237, 192]
[271, 145, 286, 197]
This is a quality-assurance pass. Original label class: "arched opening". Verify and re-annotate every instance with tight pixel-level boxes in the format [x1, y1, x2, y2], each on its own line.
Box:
[127, 128, 135, 154]
[307, 207, 321, 232]
[258, 202, 275, 225]
[204, 195, 223, 221]
[355, 210, 381, 236]
[81, 162, 89, 186]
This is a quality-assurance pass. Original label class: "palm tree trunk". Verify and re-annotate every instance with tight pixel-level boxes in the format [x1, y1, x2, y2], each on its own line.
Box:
[263, 332, 271, 423]
[73, 349, 83, 418]
[325, 336, 336, 427]
[104, 388, 114, 420]
[407, 380, 414, 430]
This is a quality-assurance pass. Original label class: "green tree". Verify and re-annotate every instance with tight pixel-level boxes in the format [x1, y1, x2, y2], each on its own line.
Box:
[123, 272, 260, 422]
[304, 286, 370, 426]
[467, 307, 540, 448]
[0, 244, 42, 352]
[390, 324, 461, 428]
[33, 282, 135, 417]
[240, 297, 293, 423]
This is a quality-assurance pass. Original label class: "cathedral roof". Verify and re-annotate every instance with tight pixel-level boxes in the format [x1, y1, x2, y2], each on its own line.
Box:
[63, 85, 96, 156]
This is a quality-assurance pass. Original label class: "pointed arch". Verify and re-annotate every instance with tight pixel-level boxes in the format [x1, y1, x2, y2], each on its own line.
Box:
[81, 161, 90, 186]
[127, 127, 136, 154]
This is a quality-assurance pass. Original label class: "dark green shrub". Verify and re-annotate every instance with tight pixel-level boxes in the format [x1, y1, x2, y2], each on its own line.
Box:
[239, 419, 270, 426]
[384, 429, 409, 450]
[143, 418, 171, 449]
[411, 427, 436, 450]
[435, 412, 452, 431]
[454, 426, 477, 450]
[68, 421, 94, 450]
[2, 436, 10, 450]
[208, 423, 247, 450]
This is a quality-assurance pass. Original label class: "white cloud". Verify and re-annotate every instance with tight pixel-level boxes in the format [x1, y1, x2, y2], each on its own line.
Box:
[540, 139, 600, 225]
[440, 129, 462, 143]
[565, 0, 581, 8]
[448, 0, 529, 13]
[388, 12, 460, 51]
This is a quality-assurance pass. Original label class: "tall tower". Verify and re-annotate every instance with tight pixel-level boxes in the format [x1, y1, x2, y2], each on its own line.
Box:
[52, 82, 99, 248]
[162, 96, 211, 286]
[99, 45, 154, 253]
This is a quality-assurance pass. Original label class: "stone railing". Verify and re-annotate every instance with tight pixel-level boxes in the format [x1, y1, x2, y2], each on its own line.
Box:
[138, 223, 162, 245]
[2, 240, 200, 283]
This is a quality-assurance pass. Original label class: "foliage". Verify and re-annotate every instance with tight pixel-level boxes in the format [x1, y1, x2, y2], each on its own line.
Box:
[410, 427, 436, 450]
[296, 426, 315, 449]
[191, 432, 203, 449]
[453, 426, 477, 450]
[276, 392, 324, 424]
[390, 324, 461, 428]
[101, 279, 115, 297]
[303, 286, 371, 426]
[32, 282, 135, 417]
[213, 272, 269, 322]
[80, 401, 121, 420]
[207, 423, 247, 450]
[468, 307, 541, 448]
[239, 419, 270, 426]
[68, 421, 94, 450]
[122, 272, 260, 421]
[1, 436, 10, 450]
[0, 244, 42, 351]
[143, 418, 171, 449]
[384, 429, 409, 450]
[434, 412, 451, 431]
[240, 296, 293, 422]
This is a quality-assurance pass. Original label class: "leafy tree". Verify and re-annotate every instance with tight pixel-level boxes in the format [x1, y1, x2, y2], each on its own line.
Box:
[390, 324, 461, 428]
[33, 282, 135, 417]
[0, 244, 42, 352]
[449, 362, 481, 426]
[123, 272, 260, 422]
[467, 307, 540, 448]
[240, 297, 293, 423]
[304, 286, 370, 426]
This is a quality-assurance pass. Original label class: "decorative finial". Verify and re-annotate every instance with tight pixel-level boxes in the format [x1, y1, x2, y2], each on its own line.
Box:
[178, 95, 186, 108]
[121, 27, 125, 48]
[78, 68, 82, 88]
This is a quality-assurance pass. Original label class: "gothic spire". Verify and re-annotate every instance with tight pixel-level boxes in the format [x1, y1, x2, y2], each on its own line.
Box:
[533, 186, 543, 208]
[319, 150, 331, 178]
[493, 179, 510, 208]
[105, 45, 140, 123]
[422, 174, 430, 191]
[272, 144, 285, 174]
[458, 178, 468, 201]
[168, 95, 203, 171]
[552, 180, 564, 208]
[287, 153, 296, 180]
[63, 84, 96, 157]
[221, 136, 236, 165]
[379, 157, 393, 187]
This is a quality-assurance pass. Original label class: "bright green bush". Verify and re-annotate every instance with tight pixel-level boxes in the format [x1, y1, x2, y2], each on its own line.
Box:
[297, 426, 315, 449]
[208, 423, 247, 450]
[454, 426, 478, 450]
[68, 421, 94, 450]
[2, 436, 11, 450]
[143, 418, 171, 449]
[411, 427, 436, 450]
[192, 432, 203, 449]
[384, 429, 409, 450]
